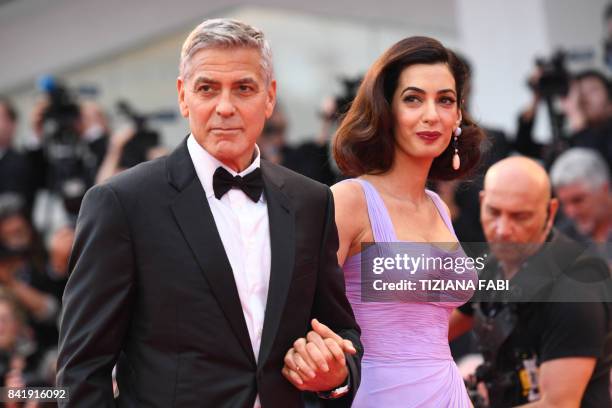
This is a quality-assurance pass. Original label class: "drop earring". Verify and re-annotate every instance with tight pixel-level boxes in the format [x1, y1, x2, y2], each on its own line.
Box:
[452, 126, 461, 170]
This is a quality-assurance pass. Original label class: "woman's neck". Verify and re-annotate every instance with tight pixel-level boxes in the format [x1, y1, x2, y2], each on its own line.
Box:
[363, 151, 432, 206]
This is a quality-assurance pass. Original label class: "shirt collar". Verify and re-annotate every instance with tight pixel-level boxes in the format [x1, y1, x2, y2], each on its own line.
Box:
[186, 134, 262, 200]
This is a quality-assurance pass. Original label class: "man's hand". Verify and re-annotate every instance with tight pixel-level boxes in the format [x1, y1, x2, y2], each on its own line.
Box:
[560, 81, 586, 132]
[282, 319, 356, 392]
[109, 126, 136, 152]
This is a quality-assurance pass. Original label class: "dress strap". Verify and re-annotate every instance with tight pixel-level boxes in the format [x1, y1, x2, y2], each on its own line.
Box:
[425, 189, 458, 239]
[339, 179, 397, 242]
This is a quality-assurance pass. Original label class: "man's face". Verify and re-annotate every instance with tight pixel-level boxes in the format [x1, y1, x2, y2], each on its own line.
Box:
[576, 77, 610, 123]
[0, 104, 15, 149]
[0, 215, 32, 251]
[480, 184, 555, 264]
[556, 181, 607, 236]
[177, 47, 276, 171]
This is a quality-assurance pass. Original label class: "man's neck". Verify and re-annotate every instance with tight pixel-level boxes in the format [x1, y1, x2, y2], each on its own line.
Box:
[220, 154, 255, 173]
[497, 240, 548, 280]
[592, 218, 611, 243]
[499, 261, 522, 280]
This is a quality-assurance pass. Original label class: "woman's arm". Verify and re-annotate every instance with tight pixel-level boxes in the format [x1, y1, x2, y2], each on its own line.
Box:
[330, 181, 368, 266]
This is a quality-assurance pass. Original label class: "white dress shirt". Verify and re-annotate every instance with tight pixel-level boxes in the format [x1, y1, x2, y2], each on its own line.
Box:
[187, 135, 270, 408]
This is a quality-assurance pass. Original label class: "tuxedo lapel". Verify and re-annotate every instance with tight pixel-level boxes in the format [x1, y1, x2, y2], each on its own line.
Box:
[258, 161, 295, 365]
[167, 139, 256, 365]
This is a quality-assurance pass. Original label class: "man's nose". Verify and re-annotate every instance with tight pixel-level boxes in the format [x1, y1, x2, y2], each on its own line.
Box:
[215, 92, 236, 117]
[495, 216, 514, 238]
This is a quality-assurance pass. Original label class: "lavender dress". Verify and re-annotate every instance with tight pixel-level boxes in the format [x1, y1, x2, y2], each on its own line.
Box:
[342, 179, 476, 407]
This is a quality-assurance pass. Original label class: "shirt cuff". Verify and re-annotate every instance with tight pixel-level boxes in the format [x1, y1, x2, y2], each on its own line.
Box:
[316, 374, 350, 400]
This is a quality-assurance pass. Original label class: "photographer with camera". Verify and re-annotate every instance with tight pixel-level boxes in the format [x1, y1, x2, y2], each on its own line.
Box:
[257, 78, 362, 187]
[516, 61, 612, 171]
[27, 79, 109, 221]
[258, 101, 338, 186]
[449, 156, 611, 407]
[95, 100, 168, 184]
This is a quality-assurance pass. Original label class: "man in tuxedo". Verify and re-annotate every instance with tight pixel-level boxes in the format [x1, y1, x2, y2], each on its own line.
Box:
[57, 19, 362, 408]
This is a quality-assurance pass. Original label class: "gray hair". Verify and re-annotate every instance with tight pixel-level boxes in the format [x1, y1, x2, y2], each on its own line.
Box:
[0, 193, 25, 220]
[550, 147, 609, 190]
[179, 18, 274, 84]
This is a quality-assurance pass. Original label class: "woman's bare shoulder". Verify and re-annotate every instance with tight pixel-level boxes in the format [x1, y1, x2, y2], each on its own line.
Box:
[331, 180, 367, 212]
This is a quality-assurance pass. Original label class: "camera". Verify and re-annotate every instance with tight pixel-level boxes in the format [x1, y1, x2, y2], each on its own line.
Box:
[528, 48, 596, 100]
[529, 51, 570, 99]
[321, 76, 362, 122]
[116, 100, 162, 169]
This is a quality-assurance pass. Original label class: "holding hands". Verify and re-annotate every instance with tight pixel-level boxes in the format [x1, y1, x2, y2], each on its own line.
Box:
[282, 319, 356, 392]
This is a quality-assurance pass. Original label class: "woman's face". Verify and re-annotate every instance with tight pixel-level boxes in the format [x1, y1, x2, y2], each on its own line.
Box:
[391, 63, 461, 162]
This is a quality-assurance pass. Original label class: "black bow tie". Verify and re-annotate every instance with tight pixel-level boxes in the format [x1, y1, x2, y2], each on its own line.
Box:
[212, 167, 264, 202]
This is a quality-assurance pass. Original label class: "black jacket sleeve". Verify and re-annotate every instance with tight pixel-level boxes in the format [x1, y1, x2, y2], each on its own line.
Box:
[57, 184, 135, 407]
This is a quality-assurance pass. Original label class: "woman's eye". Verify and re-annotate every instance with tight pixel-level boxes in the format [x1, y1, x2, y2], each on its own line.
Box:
[439, 96, 456, 105]
[403, 95, 420, 103]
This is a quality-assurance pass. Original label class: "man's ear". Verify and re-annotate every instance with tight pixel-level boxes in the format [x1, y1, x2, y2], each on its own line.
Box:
[544, 198, 559, 232]
[265, 79, 277, 118]
[177, 77, 189, 118]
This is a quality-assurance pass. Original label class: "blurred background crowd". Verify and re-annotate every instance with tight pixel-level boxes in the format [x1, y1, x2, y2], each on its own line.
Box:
[0, 0, 610, 405]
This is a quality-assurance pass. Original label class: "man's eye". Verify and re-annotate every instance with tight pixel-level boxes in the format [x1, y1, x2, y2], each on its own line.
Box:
[197, 85, 213, 92]
[488, 208, 500, 217]
[239, 85, 254, 92]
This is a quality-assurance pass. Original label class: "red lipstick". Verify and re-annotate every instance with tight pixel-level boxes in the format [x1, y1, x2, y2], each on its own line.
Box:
[416, 131, 442, 142]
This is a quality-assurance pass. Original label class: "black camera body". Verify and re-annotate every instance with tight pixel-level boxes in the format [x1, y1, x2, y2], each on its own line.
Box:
[116, 101, 160, 169]
[325, 76, 362, 121]
[529, 51, 570, 99]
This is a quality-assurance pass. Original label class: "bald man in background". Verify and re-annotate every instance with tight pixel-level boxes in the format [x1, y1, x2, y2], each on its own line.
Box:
[449, 156, 611, 408]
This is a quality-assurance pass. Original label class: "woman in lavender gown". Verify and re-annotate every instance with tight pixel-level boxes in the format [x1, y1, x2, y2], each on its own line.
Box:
[331, 36, 484, 407]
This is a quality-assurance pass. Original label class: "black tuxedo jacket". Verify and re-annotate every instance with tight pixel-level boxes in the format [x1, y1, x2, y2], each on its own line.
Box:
[57, 138, 362, 407]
